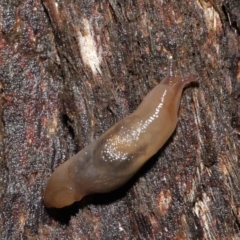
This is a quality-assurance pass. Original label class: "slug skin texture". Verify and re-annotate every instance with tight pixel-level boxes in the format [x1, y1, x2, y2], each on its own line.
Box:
[44, 64, 197, 208]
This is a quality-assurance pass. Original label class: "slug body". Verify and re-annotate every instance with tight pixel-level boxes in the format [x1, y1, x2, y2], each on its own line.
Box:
[44, 65, 197, 208]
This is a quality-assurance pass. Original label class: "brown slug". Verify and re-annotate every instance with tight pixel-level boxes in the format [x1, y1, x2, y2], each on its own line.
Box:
[43, 60, 197, 208]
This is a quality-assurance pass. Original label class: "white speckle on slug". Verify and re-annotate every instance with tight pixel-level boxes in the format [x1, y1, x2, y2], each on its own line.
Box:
[101, 90, 167, 162]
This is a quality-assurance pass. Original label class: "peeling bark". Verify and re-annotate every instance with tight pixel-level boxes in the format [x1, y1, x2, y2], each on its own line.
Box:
[0, 0, 240, 239]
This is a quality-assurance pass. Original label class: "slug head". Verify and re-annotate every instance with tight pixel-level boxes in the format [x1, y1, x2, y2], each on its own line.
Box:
[162, 58, 198, 90]
[43, 161, 84, 208]
[163, 74, 197, 90]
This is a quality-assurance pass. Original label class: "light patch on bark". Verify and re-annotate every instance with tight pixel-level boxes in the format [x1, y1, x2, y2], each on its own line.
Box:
[198, 4, 221, 32]
[197, 0, 222, 55]
[193, 192, 216, 240]
[77, 18, 102, 75]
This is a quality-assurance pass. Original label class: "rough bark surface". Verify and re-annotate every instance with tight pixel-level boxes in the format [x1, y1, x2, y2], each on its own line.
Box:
[0, 0, 240, 239]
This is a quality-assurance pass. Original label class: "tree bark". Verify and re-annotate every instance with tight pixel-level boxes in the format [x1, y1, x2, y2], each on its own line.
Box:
[0, 0, 240, 239]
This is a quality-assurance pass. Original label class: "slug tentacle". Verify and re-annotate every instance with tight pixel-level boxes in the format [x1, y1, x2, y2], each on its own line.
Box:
[43, 61, 197, 208]
[167, 56, 174, 77]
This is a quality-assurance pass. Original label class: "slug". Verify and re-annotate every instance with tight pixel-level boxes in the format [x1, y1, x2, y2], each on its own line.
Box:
[43, 60, 197, 208]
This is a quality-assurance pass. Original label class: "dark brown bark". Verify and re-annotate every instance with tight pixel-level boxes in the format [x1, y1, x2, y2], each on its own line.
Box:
[0, 0, 240, 239]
